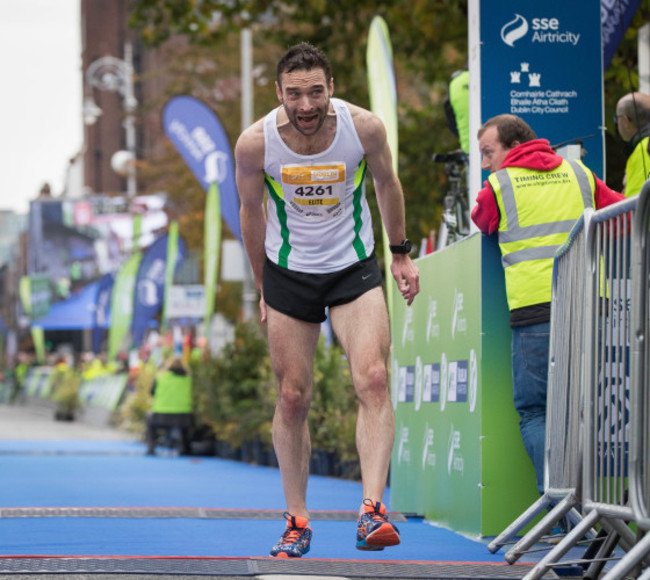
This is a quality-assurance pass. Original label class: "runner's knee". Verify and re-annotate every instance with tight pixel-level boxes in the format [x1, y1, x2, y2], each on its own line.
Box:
[354, 363, 389, 404]
[276, 383, 311, 421]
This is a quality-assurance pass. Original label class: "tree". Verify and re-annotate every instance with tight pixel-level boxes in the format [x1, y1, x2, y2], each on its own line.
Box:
[130, 0, 647, 249]
[130, 0, 467, 251]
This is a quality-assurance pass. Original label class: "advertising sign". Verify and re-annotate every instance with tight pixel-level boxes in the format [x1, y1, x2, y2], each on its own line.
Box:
[92, 273, 114, 354]
[390, 235, 538, 536]
[162, 96, 241, 241]
[601, 0, 643, 69]
[478, 2, 604, 177]
[131, 233, 187, 346]
[165, 285, 206, 319]
[367, 16, 398, 314]
[204, 181, 221, 328]
[107, 251, 142, 361]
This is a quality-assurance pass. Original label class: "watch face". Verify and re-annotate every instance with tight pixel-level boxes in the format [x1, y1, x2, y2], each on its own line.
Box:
[404, 240, 412, 252]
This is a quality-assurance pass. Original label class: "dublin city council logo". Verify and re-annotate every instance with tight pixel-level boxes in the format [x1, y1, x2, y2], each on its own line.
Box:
[501, 14, 529, 47]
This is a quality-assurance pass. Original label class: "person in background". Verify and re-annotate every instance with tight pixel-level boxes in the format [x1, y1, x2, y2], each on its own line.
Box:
[145, 355, 193, 456]
[443, 69, 470, 154]
[81, 354, 107, 381]
[12, 353, 31, 402]
[235, 42, 419, 558]
[614, 91, 650, 197]
[471, 114, 624, 494]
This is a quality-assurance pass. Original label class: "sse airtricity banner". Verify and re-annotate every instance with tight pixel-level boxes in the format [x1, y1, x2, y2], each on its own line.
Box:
[163, 96, 241, 241]
[478, 2, 604, 177]
[131, 232, 187, 346]
[92, 273, 114, 354]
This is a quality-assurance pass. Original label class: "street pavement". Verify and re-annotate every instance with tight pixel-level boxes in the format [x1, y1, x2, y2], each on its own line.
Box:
[0, 403, 138, 441]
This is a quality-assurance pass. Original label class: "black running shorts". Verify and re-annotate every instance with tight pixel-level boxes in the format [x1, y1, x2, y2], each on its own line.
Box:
[263, 253, 383, 323]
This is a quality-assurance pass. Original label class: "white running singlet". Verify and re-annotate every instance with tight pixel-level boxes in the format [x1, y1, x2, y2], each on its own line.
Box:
[263, 98, 375, 273]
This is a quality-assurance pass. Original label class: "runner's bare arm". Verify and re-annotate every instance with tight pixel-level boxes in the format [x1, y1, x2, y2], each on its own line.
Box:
[350, 104, 420, 304]
[235, 120, 268, 298]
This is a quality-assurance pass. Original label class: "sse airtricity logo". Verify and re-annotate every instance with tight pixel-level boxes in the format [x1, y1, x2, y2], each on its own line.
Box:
[501, 14, 581, 47]
[501, 14, 528, 47]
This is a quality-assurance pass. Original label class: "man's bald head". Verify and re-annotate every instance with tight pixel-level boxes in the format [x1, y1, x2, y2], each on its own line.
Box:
[616, 92, 650, 141]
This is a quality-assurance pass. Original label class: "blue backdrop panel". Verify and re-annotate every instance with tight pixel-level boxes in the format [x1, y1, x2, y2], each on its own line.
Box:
[480, 2, 604, 177]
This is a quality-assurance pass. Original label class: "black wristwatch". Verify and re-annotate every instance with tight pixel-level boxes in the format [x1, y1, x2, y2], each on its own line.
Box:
[389, 239, 412, 255]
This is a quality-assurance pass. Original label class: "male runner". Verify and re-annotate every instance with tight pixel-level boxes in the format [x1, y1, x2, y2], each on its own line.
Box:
[235, 42, 419, 558]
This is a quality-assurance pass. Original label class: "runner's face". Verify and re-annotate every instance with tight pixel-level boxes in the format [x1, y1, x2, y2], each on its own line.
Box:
[276, 68, 333, 136]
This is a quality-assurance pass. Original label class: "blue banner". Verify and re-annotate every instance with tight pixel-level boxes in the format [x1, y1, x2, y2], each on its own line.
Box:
[479, 3, 604, 177]
[92, 273, 114, 354]
[601, 0, 642, 70]
[162, 95, 241, 241]
[131, 233, 187, 346]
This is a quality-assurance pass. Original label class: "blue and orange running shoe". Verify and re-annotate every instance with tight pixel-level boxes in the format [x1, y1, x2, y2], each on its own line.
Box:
[270, 513, 312, 558]
[356, 499, 400, 551]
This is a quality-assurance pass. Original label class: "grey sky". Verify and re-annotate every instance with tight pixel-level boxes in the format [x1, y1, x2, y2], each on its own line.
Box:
[0, 0, 82, 214]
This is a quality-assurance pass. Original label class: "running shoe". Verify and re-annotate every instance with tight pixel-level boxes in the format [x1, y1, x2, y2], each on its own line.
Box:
[356, 498, 401, 550]
[270, 512, 312, 558]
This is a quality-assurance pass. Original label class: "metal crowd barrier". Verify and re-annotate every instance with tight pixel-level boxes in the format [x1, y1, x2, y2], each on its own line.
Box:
[524, 194, 643, 579]
[487, 186, 650, 578]
[487, 211, 594, 562]
[599, 182, 650, 579]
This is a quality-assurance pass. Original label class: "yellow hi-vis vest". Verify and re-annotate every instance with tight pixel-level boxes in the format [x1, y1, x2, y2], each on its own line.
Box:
[489, 159, 596, 311]
[152, 371, 193, 414]
[449, 70, 470, 153]
[625, 136, 650, 197]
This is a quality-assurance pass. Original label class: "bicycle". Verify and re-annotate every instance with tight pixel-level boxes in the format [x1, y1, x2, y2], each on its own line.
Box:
[433, 149, 471, 250]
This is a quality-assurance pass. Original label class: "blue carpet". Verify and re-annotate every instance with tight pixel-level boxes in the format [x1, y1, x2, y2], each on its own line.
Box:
[0, 518, 506, 560]
[0, 439, 506, 561]
[0, 455, 365, 509]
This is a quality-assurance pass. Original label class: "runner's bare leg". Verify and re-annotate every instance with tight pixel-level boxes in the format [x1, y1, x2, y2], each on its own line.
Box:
[267, 306, 321, 519]
[330, 287, 393, 502]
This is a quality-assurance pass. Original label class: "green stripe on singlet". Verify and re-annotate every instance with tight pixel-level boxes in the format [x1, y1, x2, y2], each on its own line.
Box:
[352, 159, 368, 260]
[264, 174, 291, 267]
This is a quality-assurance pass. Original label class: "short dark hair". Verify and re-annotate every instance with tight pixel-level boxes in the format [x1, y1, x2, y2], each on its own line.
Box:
[478, 114, 537, 148]
[276, 42, 332, 87]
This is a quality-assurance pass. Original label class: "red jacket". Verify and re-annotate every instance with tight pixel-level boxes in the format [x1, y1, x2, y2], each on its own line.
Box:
[471, 139, 624, 234]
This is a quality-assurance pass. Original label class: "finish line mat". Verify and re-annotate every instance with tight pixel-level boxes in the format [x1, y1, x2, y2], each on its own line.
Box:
[0, 507, 407, 521]
[0, 556, 559, 578]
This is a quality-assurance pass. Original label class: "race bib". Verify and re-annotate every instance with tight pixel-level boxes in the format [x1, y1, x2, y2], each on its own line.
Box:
[281, 162, 346, 220]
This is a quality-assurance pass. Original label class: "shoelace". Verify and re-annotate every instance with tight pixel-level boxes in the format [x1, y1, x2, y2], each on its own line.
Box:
[280, 512, 307, 545]
[362, 499, 388, 523]
[280, 526, 304, 545]
[367, 510, 388, 523]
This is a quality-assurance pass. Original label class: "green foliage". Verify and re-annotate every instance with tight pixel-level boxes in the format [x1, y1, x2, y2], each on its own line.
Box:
[129, 0, 470, 246]
[309, 337, 357, 462]
[191, 320, 275, 449]
[117, 364, 156, 435]
[189, 323, 360, 469]
[129, 0, 650, 241]
[130, 0, 275, 46]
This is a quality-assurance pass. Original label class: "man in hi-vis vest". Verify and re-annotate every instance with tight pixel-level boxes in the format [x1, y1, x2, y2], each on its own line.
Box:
[471, 114, 623, 494]
[615, 91, 650, 197]
[146, 356, 193, 455]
